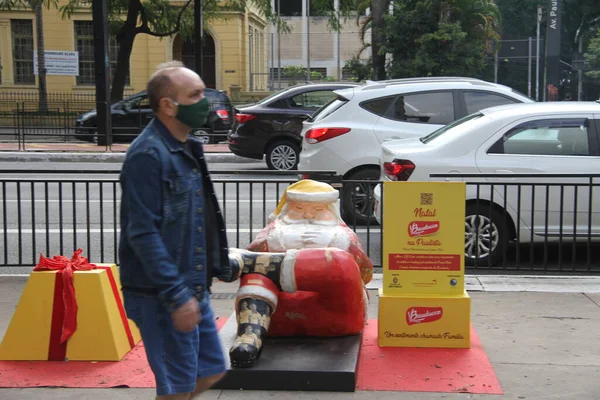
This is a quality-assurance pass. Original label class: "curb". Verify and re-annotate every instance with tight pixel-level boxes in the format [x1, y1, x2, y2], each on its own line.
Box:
[0, 151, 262, 164]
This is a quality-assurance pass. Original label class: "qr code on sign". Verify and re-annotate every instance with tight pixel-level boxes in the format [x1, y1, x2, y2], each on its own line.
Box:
[420, 193, 433, 205]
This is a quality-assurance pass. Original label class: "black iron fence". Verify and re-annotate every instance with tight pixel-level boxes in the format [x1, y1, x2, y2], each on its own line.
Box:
[427, 173, 600, 274]
[0, 171, 599, 274]
[0, 92, 135, 103]
[0, 94, 235, 150]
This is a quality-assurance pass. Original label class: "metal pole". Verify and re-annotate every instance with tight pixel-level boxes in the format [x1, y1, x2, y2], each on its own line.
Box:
[277, 0, 281, 89]
[249, 32, 253, 91]
[337, 31, 341, 80]
[578, 35, 583, 101]
[494, 50, 498, 83]
[194, 0, 204, 76]
[536, 5, 542, 101]
[528, 37, 532, 98]
[335, 0, 340, 79]
[306, 0, 310, 82]
[92, 0, 111, 147]
[270, 32, 274, 90]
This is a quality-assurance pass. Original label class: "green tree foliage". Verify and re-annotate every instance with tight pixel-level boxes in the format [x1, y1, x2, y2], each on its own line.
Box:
[494, 0, 541, 39]
[584, 28, 600, 80]
[57, 0, 353, 102]
[343, 56, 373, 82]
[382, 0, 501, 78]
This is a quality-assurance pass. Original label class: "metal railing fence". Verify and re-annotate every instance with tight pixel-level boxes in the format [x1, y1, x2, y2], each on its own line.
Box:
[1, 171, 599, 274]
[428, 173, 600, 274]
[0, 100, 234, 151]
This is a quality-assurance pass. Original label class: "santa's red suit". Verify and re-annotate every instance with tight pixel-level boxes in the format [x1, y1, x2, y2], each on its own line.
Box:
[237, 217, 374, 337]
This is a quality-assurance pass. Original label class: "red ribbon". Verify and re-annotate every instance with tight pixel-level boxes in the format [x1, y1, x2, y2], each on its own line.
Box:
[34, 249, 96, 350]
[97, 266, 136, 349]
[34, 249, 135, 360]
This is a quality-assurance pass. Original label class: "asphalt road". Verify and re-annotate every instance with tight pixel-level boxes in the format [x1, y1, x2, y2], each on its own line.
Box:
[0, 161, 383, 274]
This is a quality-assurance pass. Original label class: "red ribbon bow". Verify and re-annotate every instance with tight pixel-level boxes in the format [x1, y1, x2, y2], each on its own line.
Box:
[33, 249, 97, 344]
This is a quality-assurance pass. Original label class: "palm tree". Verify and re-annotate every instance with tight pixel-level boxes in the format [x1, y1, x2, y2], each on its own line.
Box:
[352, 0, 391, 80]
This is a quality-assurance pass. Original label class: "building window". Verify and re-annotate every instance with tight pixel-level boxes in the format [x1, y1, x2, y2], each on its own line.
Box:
[275, 0, 302, 16]
[11, 19, 35, 85]
[74, 20, 129, 86]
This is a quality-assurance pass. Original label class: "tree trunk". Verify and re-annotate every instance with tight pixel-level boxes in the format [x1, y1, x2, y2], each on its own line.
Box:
[110, 0, 141, 102]
[110, 30, 135, 102]
[32, 1, 48, 112]
[371, 0, 388, 80]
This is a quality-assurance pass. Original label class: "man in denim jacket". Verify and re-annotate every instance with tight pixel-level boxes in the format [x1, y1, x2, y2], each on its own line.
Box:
[119, 61, 240, 399]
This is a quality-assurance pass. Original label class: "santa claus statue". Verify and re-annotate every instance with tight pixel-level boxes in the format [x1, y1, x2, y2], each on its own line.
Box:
[228, 179, 373, 367]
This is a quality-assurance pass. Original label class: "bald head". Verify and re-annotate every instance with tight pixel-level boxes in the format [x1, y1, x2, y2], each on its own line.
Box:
[147, 61, 206, 114]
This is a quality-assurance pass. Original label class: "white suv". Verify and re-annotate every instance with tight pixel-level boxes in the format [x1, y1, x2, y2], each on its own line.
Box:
[298, 77, 534, 224]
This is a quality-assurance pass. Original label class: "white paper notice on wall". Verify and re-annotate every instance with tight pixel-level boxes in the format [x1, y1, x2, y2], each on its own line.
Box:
[33, 51, 79, 76]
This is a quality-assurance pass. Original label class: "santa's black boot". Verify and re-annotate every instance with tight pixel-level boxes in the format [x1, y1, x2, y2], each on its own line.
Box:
[229, 248, 285, 287]
[229, 274, 279, 368]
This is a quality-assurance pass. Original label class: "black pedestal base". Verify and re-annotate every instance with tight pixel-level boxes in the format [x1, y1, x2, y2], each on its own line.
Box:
[213, 313, 362, 392]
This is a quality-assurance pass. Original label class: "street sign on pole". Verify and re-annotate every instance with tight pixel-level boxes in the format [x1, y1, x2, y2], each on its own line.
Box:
[545, 0, 562, 101]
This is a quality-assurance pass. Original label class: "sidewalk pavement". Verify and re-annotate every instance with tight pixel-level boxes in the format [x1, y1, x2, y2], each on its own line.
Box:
[2, 274, 600, 399]
[0, 142, 261, 163]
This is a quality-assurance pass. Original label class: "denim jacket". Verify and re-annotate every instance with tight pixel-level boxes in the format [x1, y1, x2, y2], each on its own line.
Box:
[118, 118, 239, 313]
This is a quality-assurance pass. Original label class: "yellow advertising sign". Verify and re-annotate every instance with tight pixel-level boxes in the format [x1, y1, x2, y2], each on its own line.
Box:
[378, 289, 471, 348]
[382, 181, 467, 296]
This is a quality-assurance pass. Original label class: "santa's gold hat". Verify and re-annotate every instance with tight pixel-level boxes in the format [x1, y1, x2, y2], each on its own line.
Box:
[272, 179, 339, 217]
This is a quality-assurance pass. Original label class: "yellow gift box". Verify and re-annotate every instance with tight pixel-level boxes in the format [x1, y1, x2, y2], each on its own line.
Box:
[0, 263, 141, 361]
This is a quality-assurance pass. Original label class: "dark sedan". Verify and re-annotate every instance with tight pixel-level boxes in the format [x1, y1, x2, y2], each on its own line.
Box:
[75, 89, 234, 145]
[228, 83, 359, 170]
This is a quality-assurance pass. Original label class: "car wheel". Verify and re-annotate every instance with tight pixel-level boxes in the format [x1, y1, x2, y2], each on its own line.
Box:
[464, 204, 509, 267]
[266, 140, 300, 171]
[341, 168, 380, 226]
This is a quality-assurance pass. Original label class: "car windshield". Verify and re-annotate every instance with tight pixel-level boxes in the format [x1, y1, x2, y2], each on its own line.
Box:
[255, 87, 294, 105]
[420, 112, 485, 144]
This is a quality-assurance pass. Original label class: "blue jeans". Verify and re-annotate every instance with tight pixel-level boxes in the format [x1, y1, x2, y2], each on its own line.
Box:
[123, 291, 227, 396]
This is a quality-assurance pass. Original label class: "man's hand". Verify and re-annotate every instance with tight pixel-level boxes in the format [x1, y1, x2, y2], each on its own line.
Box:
[171, 298, 201, 332]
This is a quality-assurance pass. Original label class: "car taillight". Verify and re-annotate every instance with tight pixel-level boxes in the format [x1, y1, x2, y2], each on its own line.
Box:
[305, 127, 351, 144]
[216, 109, 229, 120]
[383, 159, 415, 181]
[235, 113, 256, 124]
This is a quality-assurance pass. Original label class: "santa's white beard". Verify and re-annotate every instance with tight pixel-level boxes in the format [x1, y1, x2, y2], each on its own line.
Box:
[265, 216, 352, 252]
[281, 215, 338, 226]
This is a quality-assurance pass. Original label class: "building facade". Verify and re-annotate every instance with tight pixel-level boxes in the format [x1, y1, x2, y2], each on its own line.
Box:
[0, 0, 269, 96]
[268, 0, 369, 85]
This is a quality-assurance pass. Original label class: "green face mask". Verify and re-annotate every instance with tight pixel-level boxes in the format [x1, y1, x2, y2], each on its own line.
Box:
[170, 97, 210, 129]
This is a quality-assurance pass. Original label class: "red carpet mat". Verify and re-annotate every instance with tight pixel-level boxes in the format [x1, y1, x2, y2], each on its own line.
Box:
[356, 321, 503, 394]
[0, 318, 502, 394]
